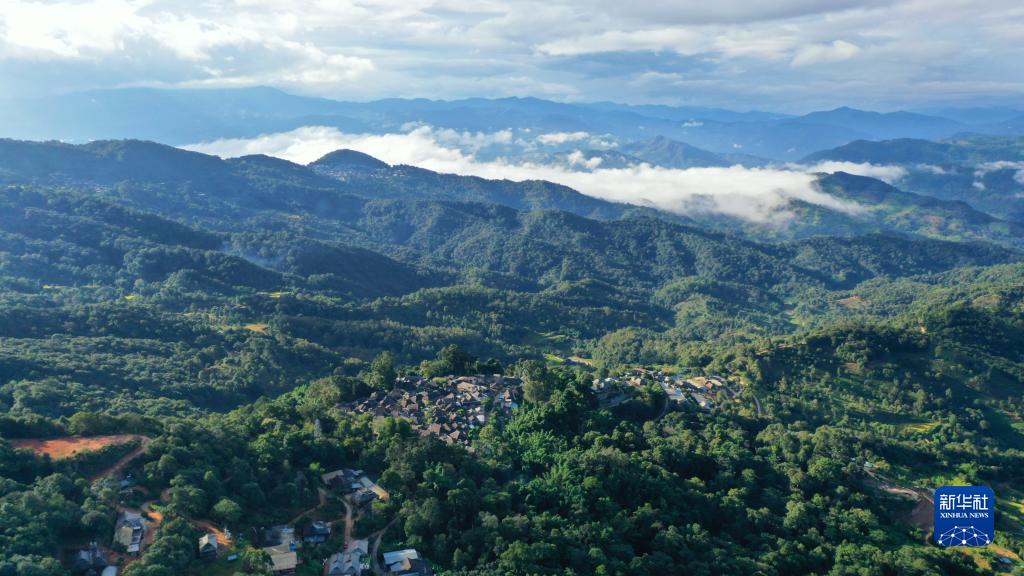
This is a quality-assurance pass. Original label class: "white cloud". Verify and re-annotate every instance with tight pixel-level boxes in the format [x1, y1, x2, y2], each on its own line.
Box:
[1, 0, 146, 58]
[974, 160, 1024, 176]
[536, 28, 705, 56]
[566, 150, 604, 169]
[915, 164, 950, 175]
[186, 124, 873, 224]
[790, 40, 860, 67]
[972, 161, 1024, 187]
[1, 0, 1023, 109]
[793, 160, 907, 183]
[537, 131, 590, 145]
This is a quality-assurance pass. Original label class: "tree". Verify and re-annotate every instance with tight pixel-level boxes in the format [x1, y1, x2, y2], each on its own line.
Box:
[67, 411, 107, 435]
[212, 498, 243, 525]
[367, 351, 397, 389]
[515, 360, 554, 404]
[241, 547, 272, 575]
[422, 345, 477, 377]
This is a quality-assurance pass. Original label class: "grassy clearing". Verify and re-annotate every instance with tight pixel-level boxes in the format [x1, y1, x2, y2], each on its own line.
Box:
[898, 420, 941, 435]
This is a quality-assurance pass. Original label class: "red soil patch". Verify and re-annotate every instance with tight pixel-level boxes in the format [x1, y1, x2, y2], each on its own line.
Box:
[11, 434, 147, 459]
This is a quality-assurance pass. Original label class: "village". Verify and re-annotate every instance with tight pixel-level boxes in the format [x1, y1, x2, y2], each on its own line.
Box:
[61, 368, 758, 576]
[71, 463, 428, 576]
[338, 374, 523, 447]
[62, 373, 525, 576]
[590, 368, 752, 413]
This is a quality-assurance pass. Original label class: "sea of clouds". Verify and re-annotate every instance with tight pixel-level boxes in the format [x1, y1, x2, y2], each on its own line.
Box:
[185, 125, 910, 224]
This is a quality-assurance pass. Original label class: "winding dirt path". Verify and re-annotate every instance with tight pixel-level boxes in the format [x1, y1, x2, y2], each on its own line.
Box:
[341, 496, 355, 545]
[864, 468, 933, 534]
[370, 516, 400, 576]
[287, 487, 329, 526]
[89, 436, 153, 482]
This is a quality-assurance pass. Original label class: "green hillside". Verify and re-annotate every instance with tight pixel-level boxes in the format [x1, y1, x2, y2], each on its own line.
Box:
[0, 138, 1022, 576]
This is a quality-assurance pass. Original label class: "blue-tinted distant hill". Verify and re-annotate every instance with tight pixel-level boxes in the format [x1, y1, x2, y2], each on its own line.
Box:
[3, 87, 1021, 160]
[913, 106, 1024, 125]
[796, 107, 965, 140]
[805, 136, 1024, 222]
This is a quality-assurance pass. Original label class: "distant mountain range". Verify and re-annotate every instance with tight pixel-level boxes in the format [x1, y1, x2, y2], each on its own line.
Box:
[806, 136, 1024, 223]
[2, 87, 1021, 160]
[3, 137, 1022, 255]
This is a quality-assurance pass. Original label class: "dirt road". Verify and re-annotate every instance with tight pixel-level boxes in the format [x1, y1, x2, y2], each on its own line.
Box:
[11, 434, 153, 482]
[370, 516, 400, 576]
[90, 436, 153, 481]
[864, 468, 933, 533]
[288, 487, 329, 525]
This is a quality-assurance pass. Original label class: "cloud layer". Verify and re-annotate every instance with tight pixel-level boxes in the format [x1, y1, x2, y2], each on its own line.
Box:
[186, 125, 884, 224]
[1, 1, 1023, 110]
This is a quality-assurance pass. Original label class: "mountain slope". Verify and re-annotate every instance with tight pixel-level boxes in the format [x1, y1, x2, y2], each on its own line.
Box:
[0, 139, 648, 224]
[309, 150, 640, 220]
[619, 136, 770, 168]
[797, 108, 965, 140]
[803, 136, 1024, 222]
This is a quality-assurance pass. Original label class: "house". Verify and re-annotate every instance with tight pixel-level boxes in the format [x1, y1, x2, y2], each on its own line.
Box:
[198, 533, 219, 560]
[304, 520, 332, 544]
[324, 543, 366, 576]
[690, 392, 713, 410]
[261, 525, 298, 550]
[660, 381, 687, 404]
[383, 549, 420, 569]
[391, 559, 433, 576]
[72, 542, 108, 576]
[685, 376, 709, 389]
[271, 550, 299, 576]
[383, 549, 433, 576]
[359, 476, 390, 502]
[356, 486, 379, 507]
[322, 469, 367, 494]
[113, 511, 145, 556]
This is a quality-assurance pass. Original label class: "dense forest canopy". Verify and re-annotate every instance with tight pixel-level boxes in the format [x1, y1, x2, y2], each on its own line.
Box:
[0, 137, 1022, 575]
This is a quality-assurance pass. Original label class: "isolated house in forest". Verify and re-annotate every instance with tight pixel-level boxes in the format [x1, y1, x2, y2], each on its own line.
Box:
[198, 533, 219, 560]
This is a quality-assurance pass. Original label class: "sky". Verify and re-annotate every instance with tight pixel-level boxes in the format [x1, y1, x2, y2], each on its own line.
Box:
[2, 0, 1024, 111]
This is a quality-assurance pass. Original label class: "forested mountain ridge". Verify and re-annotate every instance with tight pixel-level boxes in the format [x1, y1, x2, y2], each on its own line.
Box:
[1, 136, 1023, 576]
[805, 136, 1024, 223]
[0, 139, 1021, 415]
[0, 138, 659, 224]
[309, 148, 639, 219]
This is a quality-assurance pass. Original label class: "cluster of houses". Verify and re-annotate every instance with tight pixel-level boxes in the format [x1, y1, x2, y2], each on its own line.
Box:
[192, 468, 391, 575]
[322, 468, 390, 506]
[677, 375, 733, 410]
[592, 369, 734, 412]
[339, 374, 523, 447]
[322, 545, 431, 576]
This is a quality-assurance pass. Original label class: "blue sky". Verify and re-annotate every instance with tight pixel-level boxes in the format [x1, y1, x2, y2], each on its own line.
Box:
[2, 0, 1023, 111]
